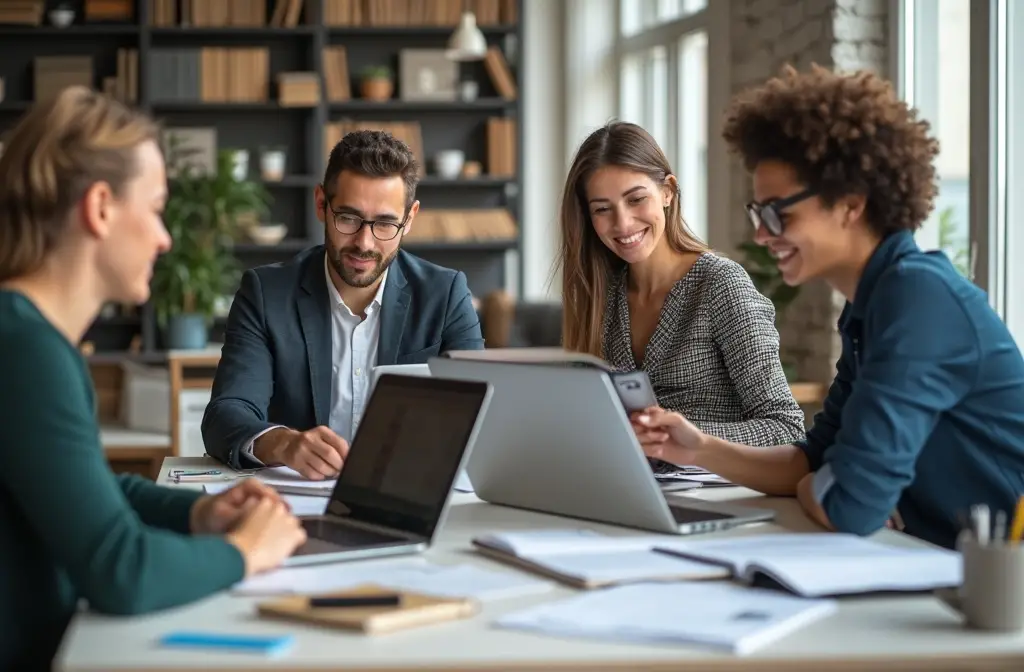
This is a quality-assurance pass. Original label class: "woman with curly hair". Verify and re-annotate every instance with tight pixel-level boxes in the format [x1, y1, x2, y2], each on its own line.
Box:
[633, 65, 1024, 548]
[557, 122, 805, 457]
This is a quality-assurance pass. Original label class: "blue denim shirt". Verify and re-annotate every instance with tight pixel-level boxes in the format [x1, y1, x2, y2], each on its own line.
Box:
[797, 230, 1024, 548]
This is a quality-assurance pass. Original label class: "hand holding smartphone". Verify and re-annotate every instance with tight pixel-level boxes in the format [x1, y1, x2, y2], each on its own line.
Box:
[610, 370, 659, 412]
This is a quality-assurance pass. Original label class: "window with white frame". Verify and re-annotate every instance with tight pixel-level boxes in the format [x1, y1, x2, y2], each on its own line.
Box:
[999, 0, 1023, 345]
[616, 0, 709, 241]
[898, 0, 972, 277]
[896, 0, 1024, 347]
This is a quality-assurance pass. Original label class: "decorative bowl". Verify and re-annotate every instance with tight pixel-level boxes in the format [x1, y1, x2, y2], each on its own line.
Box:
[247, 224, 288, 246]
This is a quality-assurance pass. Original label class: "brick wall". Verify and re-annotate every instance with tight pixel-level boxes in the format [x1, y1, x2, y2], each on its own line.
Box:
[725, 0, 889, 384]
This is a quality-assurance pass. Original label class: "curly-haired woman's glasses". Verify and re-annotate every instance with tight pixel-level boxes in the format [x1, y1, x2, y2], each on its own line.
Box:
[329, 211, 407, 241]
[745, 188, 816, 237]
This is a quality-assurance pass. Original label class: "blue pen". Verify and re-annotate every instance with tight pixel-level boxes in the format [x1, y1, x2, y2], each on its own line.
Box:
[159, 632, 294, 656]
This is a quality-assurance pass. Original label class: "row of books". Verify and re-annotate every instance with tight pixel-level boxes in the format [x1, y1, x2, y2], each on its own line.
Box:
[150, 0, 298, 27]
[148, 48, 270, 103]
[326, 0, 516, 26]
[147, 0, 517, 28]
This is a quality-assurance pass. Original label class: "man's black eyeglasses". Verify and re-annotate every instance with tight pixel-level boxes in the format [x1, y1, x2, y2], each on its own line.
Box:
[745, 188, 816, 237]
[326, 205, 408, 242]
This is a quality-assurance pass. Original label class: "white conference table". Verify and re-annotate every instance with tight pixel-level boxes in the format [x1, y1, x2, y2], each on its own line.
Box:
[56, 457, 1024, 671]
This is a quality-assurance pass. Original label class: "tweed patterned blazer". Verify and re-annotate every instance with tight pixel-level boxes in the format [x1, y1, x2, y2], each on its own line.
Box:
[603, 253, 806, 447]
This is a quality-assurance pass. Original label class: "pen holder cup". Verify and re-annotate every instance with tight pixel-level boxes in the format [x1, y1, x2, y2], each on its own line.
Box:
[937, 537, 1024, 632]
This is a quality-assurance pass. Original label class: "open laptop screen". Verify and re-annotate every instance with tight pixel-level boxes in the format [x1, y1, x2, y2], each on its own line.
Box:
[327, 375, 488, 538]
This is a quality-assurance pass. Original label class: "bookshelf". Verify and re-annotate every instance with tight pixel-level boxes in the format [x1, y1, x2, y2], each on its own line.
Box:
[0, 0, 524, 363]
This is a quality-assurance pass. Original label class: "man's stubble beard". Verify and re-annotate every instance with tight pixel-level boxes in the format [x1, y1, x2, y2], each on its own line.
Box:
[329, 243, 400, 289]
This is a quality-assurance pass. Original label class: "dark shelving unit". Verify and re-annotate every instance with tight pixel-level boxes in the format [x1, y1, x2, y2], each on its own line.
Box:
[0, 0, 524, 362]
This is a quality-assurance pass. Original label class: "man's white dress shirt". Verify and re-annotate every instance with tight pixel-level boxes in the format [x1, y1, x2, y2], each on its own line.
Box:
[242, 257, 387, 464]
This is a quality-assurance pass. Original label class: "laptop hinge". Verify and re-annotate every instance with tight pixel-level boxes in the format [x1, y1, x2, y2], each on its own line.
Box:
[312, 511, 427, 543]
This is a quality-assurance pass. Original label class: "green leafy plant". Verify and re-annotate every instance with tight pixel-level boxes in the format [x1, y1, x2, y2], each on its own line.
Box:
[937, 206, 971, 277]
[151, 140, 271, 328]
[361, 65, 393, 80]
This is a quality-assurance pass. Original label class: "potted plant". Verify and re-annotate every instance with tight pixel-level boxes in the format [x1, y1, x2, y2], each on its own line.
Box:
[151, 141, 270, 350]
[737, 238, 802, 381]
[360, 65, 394, 101]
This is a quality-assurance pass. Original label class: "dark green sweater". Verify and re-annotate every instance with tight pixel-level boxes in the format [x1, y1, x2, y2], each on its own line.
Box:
[0, 290, 245, 670]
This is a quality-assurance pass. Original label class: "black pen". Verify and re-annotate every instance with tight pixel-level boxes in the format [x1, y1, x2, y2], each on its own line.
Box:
[308, 594, 401, 608]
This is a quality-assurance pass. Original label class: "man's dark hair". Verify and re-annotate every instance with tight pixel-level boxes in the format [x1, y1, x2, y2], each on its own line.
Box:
[722, 64, 940, 235]
[322, 130, 420, 208]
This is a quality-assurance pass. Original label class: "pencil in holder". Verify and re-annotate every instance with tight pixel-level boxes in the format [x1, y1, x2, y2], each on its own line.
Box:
[937, 535, 1024, 632]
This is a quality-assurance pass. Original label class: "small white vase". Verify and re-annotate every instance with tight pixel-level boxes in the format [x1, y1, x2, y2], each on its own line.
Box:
[260, 150, 286, 182]
[230, 150, 249, 181]
[435, 150, 465, 179]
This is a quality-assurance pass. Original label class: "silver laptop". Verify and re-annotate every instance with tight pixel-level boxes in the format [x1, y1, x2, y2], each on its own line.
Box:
[369, 363, 431, 392]
[428, 356, 775, 536]
[287, 373, 492, 566]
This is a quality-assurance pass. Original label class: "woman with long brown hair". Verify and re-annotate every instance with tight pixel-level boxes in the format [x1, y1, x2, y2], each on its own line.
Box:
[557, 121, 804, 449]
[0, 87, 307, 670]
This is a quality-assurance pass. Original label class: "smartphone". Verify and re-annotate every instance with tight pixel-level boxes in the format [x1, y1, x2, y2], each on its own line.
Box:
[610, 370, 659, 412]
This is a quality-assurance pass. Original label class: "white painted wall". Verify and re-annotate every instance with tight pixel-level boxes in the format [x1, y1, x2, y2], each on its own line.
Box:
[519, 0, 567, 300]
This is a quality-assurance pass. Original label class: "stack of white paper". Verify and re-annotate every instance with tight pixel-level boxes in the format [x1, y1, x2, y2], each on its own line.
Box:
[495, 582, 837, 655]
[654, 533, 962, 597]
[254, 466, 336, 497]
[234, 559, 552, 602]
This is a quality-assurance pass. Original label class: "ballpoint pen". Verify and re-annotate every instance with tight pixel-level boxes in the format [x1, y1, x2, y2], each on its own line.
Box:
[994, 510, 1007, 544]
[972, 504, 990, 545]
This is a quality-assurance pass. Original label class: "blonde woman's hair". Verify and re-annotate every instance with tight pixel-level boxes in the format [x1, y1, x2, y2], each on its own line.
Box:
[0, 86, 160, 282]
[556, 121, 709, 357]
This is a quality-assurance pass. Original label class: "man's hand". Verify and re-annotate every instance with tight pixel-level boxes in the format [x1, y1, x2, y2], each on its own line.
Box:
[253, 426, 349, 480]
[630, 406, 708, 465]
[190, 479, 285, 535]
[796, 472, 834, 530]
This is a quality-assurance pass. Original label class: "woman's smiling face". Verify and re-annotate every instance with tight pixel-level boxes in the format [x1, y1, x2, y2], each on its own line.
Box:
[584, 165, 675, 265]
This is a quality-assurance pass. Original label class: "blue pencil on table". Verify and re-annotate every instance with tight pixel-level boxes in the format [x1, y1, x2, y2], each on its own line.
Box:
[159, 632, 294, 656]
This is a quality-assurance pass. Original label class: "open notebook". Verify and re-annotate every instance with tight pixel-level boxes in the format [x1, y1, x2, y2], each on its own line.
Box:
[654, 533, 962, 598]
[473, 529, 728, 588]
[496, 582, 837, 655]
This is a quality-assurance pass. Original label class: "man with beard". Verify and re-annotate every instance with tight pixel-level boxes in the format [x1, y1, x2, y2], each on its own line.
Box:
[202, 130, 484, 477]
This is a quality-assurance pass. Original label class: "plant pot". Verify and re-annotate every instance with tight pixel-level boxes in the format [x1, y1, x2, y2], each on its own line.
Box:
[166, 313, 209, 350]
[360, 77, 393, 101]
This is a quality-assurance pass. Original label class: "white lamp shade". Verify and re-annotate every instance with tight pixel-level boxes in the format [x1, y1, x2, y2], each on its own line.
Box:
[446, 12, 487, 61]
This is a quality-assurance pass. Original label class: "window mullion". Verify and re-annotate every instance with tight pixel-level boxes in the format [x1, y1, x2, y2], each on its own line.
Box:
[666, 41, 680, 175]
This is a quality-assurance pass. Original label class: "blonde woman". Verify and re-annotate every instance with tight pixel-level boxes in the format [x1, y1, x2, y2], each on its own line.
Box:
[0, 87, 306, 669]
[557, 121, 804, 450]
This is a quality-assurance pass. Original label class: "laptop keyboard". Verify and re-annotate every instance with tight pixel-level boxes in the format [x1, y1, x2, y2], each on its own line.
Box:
[301, 519, 406, 548]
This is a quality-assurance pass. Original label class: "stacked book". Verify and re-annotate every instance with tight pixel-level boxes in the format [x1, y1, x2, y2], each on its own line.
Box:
[85, 0, 133, 21]
[405, 210, 518, 243]
[486, 118, 516, 177]
[0, 1, 44, 25]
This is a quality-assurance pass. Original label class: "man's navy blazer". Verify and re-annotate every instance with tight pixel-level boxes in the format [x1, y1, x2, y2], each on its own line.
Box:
[202, 246, 485, 469]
